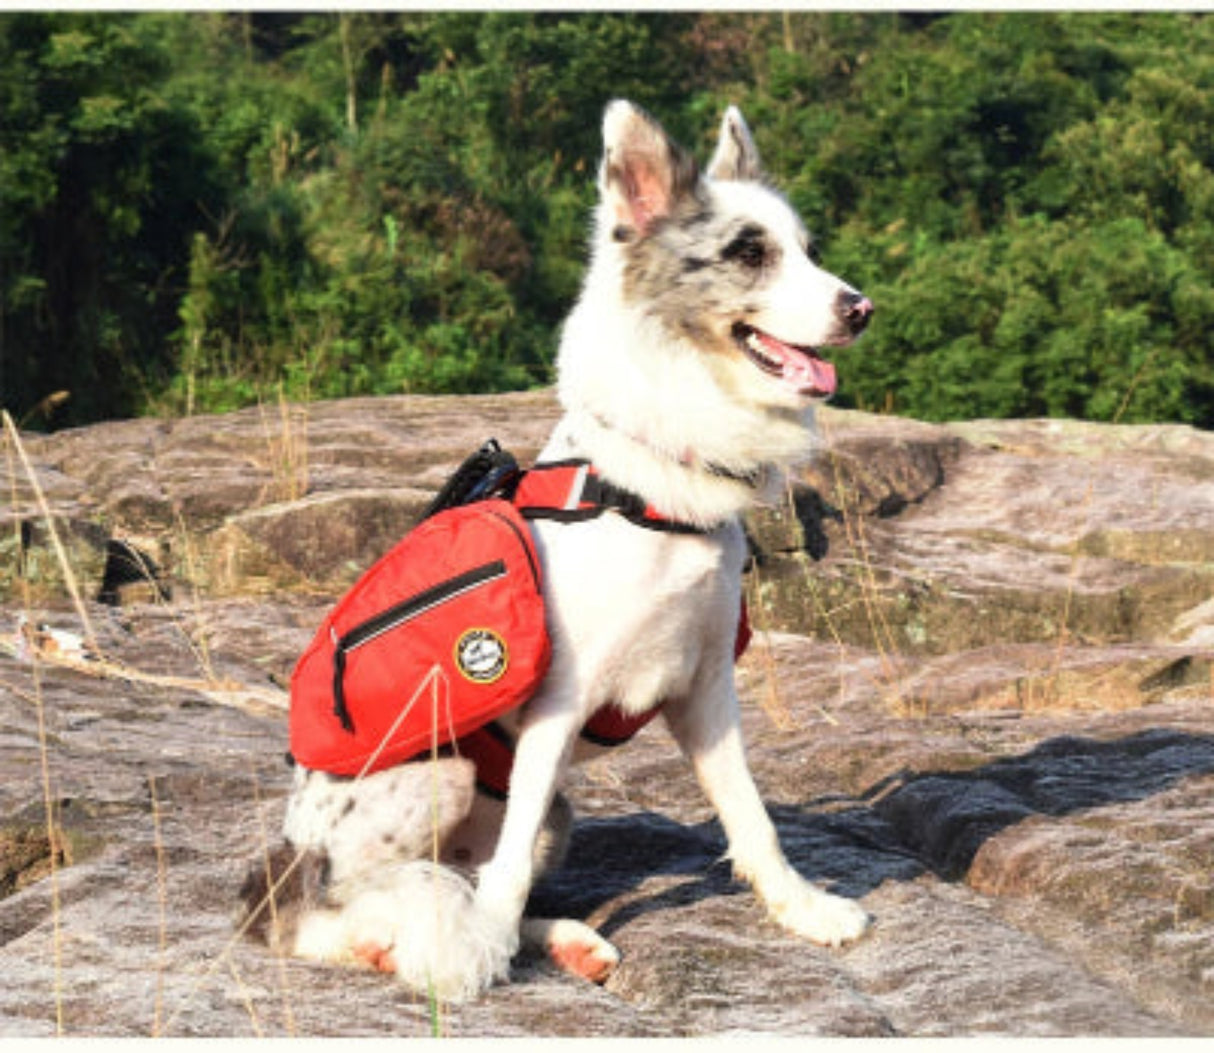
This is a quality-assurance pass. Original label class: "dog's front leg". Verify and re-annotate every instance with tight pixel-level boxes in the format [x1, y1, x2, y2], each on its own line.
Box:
[473, 689, 584, 965]
[664, 668, 871, 947]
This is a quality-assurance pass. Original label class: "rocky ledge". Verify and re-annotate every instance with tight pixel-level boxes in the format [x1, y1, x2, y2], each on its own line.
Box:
[1, 391, 1211, 1036]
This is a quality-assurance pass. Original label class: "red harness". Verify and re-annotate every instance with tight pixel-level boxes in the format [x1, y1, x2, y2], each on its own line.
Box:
[514, 459, 709, 534]
[290, 457, 751, 799]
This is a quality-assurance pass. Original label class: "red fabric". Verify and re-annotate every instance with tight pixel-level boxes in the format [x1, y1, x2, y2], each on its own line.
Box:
[289, 500, 549, 777]
[513, 461, 675, 526]
[452, 724, 516, 798]
[735, 598, 752, 659]
[288, 461, 755, 788]
[511, 464, 581, 511]
[581, 703, 659, 744]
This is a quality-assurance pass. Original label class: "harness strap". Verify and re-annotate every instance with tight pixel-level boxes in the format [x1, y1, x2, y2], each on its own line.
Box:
[455, 704, 665, 800]
[513, 460, 706, 534]
[306, 445, 752, 794]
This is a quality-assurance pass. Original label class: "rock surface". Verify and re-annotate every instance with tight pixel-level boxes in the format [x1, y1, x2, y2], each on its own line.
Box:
[1, 392, 1212, 1036]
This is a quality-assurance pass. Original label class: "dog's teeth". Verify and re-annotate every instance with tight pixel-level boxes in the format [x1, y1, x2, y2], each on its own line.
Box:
[745, 331, 780, 368]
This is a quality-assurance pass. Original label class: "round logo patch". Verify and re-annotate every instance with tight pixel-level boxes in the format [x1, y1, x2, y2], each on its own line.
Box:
[454, 628, 509, 684]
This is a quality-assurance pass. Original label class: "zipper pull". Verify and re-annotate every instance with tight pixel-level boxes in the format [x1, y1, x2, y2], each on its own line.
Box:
[331, 628, 356, 734]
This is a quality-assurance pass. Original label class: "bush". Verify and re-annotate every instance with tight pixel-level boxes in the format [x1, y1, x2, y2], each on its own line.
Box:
[3, 11, 1212, 429]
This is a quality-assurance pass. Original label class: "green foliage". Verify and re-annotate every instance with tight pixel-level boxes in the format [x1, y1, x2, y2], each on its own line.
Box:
[1, 11, 1212, 429]
[1, 12, 224, 422]
[735, 11, 1214, 426]
[834, 214, 1211, 423]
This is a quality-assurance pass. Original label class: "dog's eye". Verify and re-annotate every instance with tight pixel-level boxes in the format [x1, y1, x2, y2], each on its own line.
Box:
[721, 227, 769, 269]
[806, 242, 822, 266]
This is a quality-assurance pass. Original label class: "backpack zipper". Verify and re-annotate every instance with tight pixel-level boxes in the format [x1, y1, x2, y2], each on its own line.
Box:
[338, 558, 508, 654]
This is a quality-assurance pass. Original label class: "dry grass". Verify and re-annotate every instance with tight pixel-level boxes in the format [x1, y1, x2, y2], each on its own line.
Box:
[250, 773, 297, 1037]
[4, 410, 65, 1034]
[803, 416, 909, 715]
[255, 385, 309, 505]
[3, 411, 98, 653]
[745, 520, 840, 731]
[2, 407, 302, 1034]
[146, 775, 169, 1037]
[171, 507, 220, 683]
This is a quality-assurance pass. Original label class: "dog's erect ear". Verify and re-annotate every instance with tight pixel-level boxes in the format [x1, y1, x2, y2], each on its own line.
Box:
[601, 99, 698, 236]
[707, 105, 764, 183]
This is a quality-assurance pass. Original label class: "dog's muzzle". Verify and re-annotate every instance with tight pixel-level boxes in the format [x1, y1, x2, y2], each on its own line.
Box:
[839, 290, 874, 337]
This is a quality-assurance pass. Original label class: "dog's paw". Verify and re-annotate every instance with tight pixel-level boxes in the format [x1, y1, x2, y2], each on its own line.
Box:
[770, 884, 871, 948]
[294, 863, 514, 1001]
[524, 918, 620, 984]
[352, 939, 398, 974]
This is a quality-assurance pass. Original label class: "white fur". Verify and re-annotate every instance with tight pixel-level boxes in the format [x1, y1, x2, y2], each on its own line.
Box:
[293, 861, 511, 1001]
[711, 182, 860, 352]
[283, 758, 475, 892]
[271, 100, 872, 1001]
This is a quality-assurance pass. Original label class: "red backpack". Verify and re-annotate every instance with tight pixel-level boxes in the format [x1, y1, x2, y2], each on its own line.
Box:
[288, 442, 750, 794]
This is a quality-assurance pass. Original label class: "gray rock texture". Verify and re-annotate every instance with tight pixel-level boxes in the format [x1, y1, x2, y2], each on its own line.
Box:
[1, 392, 1211, 1036]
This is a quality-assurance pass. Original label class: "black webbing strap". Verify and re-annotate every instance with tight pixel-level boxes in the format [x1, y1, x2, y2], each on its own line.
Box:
[516, 460, 708, 535]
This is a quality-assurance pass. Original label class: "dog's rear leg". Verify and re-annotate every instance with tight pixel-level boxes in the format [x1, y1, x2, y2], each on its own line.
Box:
[268, 758, 522, 999]
[521, 917, 621, 984]
[664, 672, 871, 947]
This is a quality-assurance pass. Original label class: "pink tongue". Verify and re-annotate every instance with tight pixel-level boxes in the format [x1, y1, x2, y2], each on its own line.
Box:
[758, 333, 837, 396]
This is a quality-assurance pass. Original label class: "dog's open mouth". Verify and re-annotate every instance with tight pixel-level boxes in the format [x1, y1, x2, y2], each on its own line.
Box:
[733, 322, 837, 398]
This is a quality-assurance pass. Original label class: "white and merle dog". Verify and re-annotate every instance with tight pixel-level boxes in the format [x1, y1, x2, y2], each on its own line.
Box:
[240, 100, 874, 1000]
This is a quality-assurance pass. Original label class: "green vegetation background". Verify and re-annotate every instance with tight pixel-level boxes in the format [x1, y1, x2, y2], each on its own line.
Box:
[2, 11, 1212, 430]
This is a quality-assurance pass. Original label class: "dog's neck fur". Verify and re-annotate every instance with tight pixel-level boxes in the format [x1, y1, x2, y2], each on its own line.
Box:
[546, 216, 821, 530]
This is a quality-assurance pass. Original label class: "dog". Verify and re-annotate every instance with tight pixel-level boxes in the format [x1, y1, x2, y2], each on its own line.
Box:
[239, 99, 874, 1001]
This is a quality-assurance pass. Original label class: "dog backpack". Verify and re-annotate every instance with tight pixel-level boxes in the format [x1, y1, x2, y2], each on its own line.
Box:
[288, 495, 550, 778]
[288, 441, 751, 790]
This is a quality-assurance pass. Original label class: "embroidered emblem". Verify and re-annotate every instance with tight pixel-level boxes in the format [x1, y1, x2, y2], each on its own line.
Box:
[455, 628, 508, 684]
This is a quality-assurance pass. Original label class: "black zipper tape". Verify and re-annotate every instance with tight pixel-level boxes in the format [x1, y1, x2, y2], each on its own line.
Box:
[340, 559, 508, 653]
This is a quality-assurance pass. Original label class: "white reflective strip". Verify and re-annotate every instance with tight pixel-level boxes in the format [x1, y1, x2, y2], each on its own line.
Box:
[344, 564, 507, 653]
[564, 463, 590, 511]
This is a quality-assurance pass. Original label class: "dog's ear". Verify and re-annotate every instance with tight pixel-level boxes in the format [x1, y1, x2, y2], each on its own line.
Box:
[601, 99, 698, 236]
[707, 105, 764, 183]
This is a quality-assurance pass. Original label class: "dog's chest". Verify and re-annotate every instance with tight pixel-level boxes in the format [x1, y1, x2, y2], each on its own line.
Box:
[533, 515, 746, 716]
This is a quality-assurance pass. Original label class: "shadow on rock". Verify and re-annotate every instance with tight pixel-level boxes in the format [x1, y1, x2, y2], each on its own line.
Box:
[867, 727, 1214, 882]
[532, 728, 1214, 928]
[527, 811, 737, 932]
[528, 803, 923, 932]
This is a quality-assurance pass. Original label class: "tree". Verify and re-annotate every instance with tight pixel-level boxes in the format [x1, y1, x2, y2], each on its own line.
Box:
[2, 11, 1212, 428]
[0, 13, 222, 424]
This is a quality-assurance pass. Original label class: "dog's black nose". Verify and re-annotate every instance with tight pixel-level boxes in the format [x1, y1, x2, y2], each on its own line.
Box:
[839, 290, 874, 335]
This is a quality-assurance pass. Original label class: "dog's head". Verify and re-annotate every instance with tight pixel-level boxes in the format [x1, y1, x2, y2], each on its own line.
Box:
[596, 100, 872, 410]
